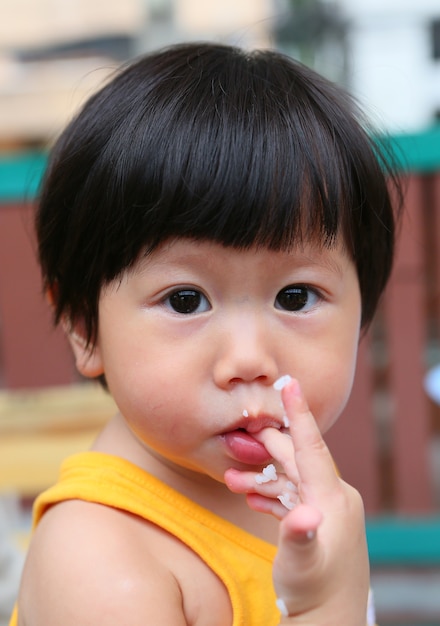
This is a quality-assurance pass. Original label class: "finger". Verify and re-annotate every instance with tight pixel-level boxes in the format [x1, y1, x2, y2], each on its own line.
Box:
[279, 503, 323, 543]
[273, 504, 324, 608]
[282, 379, 341, 501]
[224, 467, 299, 503]
[224, 466, 279, 492]
[252, 429, 300, 483]
[245, 493, 294, 520]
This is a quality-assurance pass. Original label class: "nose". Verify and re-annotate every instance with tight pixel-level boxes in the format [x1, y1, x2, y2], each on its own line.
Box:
[213, 313, 279, 389]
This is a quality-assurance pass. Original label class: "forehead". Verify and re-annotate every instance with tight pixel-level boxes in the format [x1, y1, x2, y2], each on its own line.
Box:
[131, 237, 352, 278]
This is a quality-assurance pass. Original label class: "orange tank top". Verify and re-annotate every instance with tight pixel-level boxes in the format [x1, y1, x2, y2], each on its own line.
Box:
[10, 451, 278, 626]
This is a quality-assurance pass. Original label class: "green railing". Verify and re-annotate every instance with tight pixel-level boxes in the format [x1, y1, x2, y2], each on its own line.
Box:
[367, 517, 440, 565]
[0, 151, 46, 202]
[382, 124, 440, 173]
[2, 124, 440, 202]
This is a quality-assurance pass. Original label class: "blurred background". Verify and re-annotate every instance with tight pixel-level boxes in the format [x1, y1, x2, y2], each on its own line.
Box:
[1, 1, 440, 624]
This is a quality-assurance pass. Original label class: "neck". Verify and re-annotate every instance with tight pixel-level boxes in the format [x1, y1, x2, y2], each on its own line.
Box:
[93, 413, 279, 544]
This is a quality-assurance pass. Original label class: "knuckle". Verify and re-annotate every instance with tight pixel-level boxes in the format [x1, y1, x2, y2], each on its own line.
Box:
[339, 481, 366, 519]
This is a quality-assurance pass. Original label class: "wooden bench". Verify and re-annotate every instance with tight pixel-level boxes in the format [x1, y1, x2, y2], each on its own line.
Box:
[0, 383, 116, 498]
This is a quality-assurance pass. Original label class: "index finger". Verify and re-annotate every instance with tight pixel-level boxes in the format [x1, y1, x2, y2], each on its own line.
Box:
[282, 378, 340, 502]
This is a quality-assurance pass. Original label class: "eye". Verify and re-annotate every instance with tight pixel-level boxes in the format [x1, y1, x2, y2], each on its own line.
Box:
[275, 285, 320, 312]
[165, 289, 211, 314]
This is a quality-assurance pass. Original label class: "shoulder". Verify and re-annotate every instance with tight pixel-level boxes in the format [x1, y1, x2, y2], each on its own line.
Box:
[18, 499, 188, 625]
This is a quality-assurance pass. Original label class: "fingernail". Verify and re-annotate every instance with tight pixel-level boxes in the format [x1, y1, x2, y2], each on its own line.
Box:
[292, 379, 301, 396]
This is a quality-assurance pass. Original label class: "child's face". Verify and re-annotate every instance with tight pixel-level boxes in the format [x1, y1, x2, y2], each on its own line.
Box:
[73, 238, 361, 482]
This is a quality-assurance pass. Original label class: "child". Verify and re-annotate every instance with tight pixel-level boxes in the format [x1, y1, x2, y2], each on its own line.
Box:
[11, 42, 400, 625]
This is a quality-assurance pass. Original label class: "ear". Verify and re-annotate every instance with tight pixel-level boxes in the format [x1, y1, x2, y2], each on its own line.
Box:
[63, 320, 105, 379]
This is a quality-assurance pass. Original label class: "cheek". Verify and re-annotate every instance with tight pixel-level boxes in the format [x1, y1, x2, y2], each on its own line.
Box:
[98, 315, 207, 438]
[106, 361, 200, 448]
[305, 339, 359, 435]
[318, 370, 356, 434]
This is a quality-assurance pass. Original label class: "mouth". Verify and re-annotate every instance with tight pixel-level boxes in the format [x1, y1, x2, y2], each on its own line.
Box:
[219, 414, 283, 466]
[220, 429, 272, 465]
[229, 415, 284, 434]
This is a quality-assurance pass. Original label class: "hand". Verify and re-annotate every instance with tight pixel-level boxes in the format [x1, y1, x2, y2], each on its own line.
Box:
[224, 378, 370, 625]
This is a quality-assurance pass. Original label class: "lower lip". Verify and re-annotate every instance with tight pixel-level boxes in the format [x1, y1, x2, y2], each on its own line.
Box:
[221, 430, 272, 465]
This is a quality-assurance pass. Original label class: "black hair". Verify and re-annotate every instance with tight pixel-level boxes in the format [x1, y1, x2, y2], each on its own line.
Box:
[36, 41, 401, 346]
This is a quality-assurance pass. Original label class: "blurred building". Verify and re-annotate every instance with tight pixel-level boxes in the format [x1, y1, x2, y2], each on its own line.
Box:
[339, 0, 440, 132]
[140, 0, 274, 51]
[275, 0, 440, 133]
[0, 0, 149, 147]
[0, 0, 276, 149]
[1, 0, 440, 149]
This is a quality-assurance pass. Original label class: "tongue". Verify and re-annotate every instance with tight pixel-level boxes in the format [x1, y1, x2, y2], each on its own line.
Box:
[222, 430, 272, 465]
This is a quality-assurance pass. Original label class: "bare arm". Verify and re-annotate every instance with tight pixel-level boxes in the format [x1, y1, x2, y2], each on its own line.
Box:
[17, 501, 189, 626]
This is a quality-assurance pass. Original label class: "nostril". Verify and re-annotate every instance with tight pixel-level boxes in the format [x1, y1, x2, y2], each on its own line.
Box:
[213, 351, 278, 389]
[229, 375, 272, 386]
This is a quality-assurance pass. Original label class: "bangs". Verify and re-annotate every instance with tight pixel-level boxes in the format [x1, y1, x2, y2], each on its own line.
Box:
[128, 92, 344, 253]
[84, 45, 373, 266]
